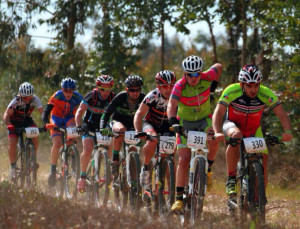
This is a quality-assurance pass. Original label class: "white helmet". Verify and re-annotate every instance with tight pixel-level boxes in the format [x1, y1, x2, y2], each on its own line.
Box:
[238, 65, 262, 83]
[19, 82, 34, 97]
[182, 55, 204, 73]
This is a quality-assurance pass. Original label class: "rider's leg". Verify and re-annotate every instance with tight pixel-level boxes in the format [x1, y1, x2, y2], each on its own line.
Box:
[8, 136, 18, 165]
[80, 137, 94, 176]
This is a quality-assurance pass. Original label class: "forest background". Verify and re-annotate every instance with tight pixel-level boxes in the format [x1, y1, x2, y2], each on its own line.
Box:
[0, 0, 299, 154]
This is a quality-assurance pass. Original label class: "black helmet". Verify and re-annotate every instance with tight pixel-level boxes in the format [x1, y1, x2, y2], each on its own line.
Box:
[125, 75, 143, 88]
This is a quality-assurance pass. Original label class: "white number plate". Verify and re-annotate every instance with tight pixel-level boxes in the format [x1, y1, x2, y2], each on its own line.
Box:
[25, 127, 39, 138]
[96, 132, 112, 145]
[66, 127, 80, 138]
[244, 137, 267, 153]
[187, 131, 207, 149]
[159, 136, 176, 154]
[124, 131, 140, 145]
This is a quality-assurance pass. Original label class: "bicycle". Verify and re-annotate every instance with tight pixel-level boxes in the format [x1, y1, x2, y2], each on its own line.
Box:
[113, 130, 142, 212]
[82, 130, 112, 207]
[137, 133, 176, 217]
[227, 134, 284, 225]
[45, 124, 81, 199]
[14, 127, 45, 188]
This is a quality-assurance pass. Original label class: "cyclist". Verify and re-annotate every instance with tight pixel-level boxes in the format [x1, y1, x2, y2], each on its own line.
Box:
[75, 75, 115, 192]
[3, 82, 44, 180]
[100, 75, 145, 176]
[42, 77, 83, 187]
[134, 70, 176, 190]
[212, 64, 293, 203]
[167, 55, 222, 212]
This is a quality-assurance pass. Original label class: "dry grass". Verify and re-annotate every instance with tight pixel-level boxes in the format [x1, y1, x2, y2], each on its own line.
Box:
[1, 138, 300, 228]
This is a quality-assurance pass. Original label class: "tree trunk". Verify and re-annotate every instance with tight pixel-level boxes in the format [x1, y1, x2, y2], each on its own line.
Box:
[67, 2, 76, 50]
[161, 19, 165, 70]
[241, 0, 247, 66]
[206, 16, 218, 63]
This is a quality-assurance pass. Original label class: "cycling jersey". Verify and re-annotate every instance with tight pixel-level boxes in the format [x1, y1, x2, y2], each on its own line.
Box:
[171, 68, 218, 121]
[48, 90, 83, 119]
[100, 91, 145, 130]
[218, 83, 281, 137]
[143, 88, 169, 128]
[7, 95, 42, 122]
[82, 89, 114, 131]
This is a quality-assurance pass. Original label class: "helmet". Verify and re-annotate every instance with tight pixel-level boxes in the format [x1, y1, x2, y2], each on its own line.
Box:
[182, 55, 203, 73]
[96, 75, 114, 86]
[61, 77, 76, 89]
[155, 70, 176, 85]
[19, 82, 34, 97]
[125, 75, 143, 88]
[238, 65, 262, 83]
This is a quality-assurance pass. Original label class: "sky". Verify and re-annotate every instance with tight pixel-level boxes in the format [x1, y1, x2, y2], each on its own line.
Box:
[28, 17, 226, 50]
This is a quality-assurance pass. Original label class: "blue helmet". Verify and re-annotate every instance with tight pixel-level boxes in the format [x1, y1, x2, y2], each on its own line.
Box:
[61, 77, 76, 89]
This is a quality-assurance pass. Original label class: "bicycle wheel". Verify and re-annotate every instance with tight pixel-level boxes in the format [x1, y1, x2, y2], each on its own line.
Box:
[84, 157, 95, 205]
[114, 157, 129, 210]
[64, 145, 80, 199]
[94, 149, 111, 207]
[248, 161, 266, 224]
[25, 141, 37, 188]
[127, 151, 142, 212]
[158, 157, 175, 216]
[190, 157, 206, 225]
[54, 149, 64, 198]
[143, 159, 156, 216]
[15, 145, 26, 188]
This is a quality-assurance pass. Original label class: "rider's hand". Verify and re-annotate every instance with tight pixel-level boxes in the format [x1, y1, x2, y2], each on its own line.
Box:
[7, 124, 15, 132]
[100, 128, 109, 136]
[169, 117, 179, 126]
[214, 133, 225, 145]
[172, 124, 182, 134]
[282, 131, 293, 142]
[135, 131, 147, 139]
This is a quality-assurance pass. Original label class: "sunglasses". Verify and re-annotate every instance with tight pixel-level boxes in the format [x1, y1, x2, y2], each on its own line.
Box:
[63, 89, 75, 94]
[128, 88, 141, 93]
[21, 96, 33, 100]
[98, 86, 113, 92]
[159, 84, 175, 89]
[186, 72, 201, 78]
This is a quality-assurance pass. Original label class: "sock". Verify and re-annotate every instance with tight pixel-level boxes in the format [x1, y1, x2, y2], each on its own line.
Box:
[144, 164, 149, 171]
[80, 171, 87, 178]
[112, 150, 119, 161]
[176, 187, 184, 201]
[208, 160, 214, 172]
[51, 164, 57, 174]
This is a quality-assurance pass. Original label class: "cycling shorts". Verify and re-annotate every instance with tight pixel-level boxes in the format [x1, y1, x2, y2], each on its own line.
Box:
[143, 121, 175, 136]
[50, 115, 76, 137]
[177, 116, 213, 149]
[9, 118, 37, 138]
[223, 120, 268, 154]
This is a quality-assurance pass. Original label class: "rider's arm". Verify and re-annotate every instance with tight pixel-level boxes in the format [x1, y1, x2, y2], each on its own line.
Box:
[273, 104, 293, 141]
[42, 104, 54, 124]
[100, 94, 120, 129]
[212, 103, 227, 133]
[167, 97, 179, 120]
[134, 103, 149, 132]
[3, 108, 14, 126]
[75, 102, 88, 127]
[37, 107, 44, 115]
[210, 63, 222, 93]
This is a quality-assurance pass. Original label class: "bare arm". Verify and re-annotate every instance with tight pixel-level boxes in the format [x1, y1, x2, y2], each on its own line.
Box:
[273, 104, 293, 141]
[37, 107, 44, 115]
[167, 97, 179, 119]
[212, 103, 227, 133]
[75, 102, 88, 127]
[210, 63, 222, 82]
[3, 108, 14, 126]
[134, 103, 149, 132]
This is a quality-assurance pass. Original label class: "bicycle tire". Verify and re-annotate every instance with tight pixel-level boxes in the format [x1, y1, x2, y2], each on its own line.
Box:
[94, 149, 111, 207]
[25, 141, 37, 188]
[84, 156, 95, 205]
[158, 157, 175, 216]
[54, 148, 64, 198]
[144, 159, 156, 216]
[128, 152, 142, 212]
[16, 145, 26, 188]
[64, 145, 80, 199]
[190, 157, 206, 225]
[248, 161, 266, 224]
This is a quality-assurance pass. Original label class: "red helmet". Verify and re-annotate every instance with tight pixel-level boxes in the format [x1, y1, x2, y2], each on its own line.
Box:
[155, 70, 176, 85]
[96, 75, 114, 87]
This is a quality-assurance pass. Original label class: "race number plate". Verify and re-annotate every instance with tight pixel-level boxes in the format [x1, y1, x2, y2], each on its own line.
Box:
[124, 131, 140, 145]
[244, 137, 267, 153]
[25, 127, 39, 138]
[66, 127, 80, 138]
[159, 136, 176, 154]
[187, 131, 207, 149]
[96, 132, 112, 145]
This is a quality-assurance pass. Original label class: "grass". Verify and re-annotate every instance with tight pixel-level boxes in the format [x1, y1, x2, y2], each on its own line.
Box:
[1, 137, 300, 228]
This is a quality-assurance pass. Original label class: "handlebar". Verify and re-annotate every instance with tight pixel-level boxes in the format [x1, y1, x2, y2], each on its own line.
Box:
[226, 135, 284, 147]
